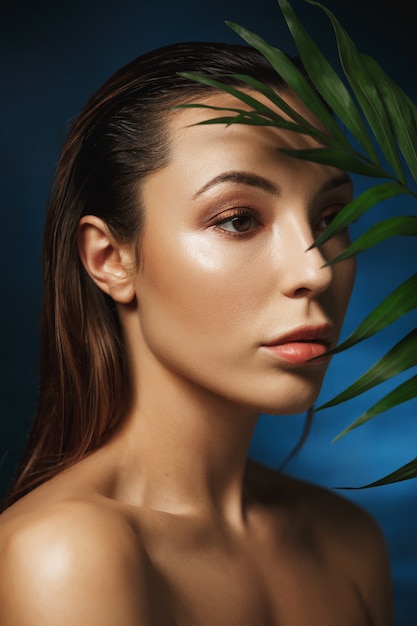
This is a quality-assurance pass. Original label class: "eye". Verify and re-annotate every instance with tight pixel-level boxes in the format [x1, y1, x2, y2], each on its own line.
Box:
[315, 205, 345, 234]
[215, 210, 260, 234]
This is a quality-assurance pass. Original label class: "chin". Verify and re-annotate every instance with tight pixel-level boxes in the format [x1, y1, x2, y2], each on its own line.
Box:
[246, 371, 325, 416]
[257, 398, 317, 416]
[237, 385, 321, 417]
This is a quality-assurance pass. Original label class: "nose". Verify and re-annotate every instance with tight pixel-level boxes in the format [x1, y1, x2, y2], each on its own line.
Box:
[276, 221, 333, 299]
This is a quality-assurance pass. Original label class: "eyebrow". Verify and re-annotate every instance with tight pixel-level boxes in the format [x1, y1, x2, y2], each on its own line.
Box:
[192, 171, 279, 199]
[192, 170, 352, 200]
[319, 172, 353, 193]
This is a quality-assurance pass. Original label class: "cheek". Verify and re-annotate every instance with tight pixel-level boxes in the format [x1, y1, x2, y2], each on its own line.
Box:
[332, 256, 356, 324]
[136, 230, 263, 354]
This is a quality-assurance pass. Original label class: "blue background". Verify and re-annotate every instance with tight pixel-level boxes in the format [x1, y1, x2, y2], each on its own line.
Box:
[1, 1, 416, 623]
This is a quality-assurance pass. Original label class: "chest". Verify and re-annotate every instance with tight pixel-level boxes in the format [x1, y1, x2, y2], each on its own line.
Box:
[143, 528, 371, 626]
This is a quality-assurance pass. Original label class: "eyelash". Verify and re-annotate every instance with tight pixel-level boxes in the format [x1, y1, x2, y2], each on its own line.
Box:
[211, 203, 350, 238]
[213, 208, 261, 236]
[315, 204, 347, 234]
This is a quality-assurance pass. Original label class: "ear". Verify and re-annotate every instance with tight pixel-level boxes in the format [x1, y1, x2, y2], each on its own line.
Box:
[77, 215, 136, 303]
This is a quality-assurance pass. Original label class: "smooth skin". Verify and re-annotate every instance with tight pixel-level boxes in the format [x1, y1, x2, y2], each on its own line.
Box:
[0, 91, 393, 625]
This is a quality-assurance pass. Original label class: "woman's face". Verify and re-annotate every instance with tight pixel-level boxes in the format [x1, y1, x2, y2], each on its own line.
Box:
[131, 90, 355, 415]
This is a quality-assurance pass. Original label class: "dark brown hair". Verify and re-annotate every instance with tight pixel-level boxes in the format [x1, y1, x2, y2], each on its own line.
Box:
[4, 42, 296, 509]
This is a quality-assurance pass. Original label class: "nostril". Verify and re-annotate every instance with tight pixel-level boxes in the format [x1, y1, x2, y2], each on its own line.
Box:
[293, 286, 312, 298]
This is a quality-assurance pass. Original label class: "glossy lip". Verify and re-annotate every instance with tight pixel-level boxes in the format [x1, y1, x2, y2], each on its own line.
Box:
[261, 324, 334, 365]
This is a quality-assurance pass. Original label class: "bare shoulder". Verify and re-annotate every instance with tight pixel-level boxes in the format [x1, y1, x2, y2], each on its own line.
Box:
[0, 497, 164, 626]
[248, 458, 386, 540]
[248, 460, 393, 625]
[302, 476, 393, 626]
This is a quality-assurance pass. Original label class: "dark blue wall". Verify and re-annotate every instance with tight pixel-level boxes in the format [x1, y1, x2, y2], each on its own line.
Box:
[1, 1, 416, 623]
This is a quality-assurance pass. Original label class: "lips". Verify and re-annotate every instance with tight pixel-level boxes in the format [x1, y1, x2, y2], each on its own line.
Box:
[262, 325, 333, 364]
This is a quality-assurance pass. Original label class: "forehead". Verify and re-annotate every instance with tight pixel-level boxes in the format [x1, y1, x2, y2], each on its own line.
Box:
[160, 90, 340, 192]
[169, 88, 327, 141]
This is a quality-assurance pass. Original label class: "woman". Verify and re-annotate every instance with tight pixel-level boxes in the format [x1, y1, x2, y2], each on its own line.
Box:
[0, 42, 392, 625]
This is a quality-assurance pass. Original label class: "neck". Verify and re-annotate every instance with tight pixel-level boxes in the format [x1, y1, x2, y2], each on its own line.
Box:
[108, 353, 259, 527]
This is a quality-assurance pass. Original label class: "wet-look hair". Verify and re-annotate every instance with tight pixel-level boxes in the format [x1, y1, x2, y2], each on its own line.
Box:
[4, 41, 306, 509]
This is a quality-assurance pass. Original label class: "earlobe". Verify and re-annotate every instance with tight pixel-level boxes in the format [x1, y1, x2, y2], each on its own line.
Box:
[77, 215, 136, 303]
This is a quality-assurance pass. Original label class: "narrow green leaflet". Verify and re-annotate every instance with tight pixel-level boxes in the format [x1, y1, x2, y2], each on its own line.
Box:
[316, 328, 417, 410]
[196, 114, 290, 127]
[279, 147, 391, 178]
[179, 73, 364, 153]
[225, 21, 350, 147]
[177, 72, 285, 122]
[346, 457, 417, 488]
[278, 0, 378, 164]
[329, 274, 417, 354]
[229, 73, 340, 145]
[333, 375, 417, 442]
[231, 73, 314, 126]
[173, 103, 263, 115]
[176, 73, 346, 142]
[312, 183, 413, 247]
[326, 216, 417, 265]
[175, 101, 335, 136]
[361, 54, 417, 183]
[312, 1, 407, 184]
[173, 102, 304, 130]
[173, 103, 277, 123]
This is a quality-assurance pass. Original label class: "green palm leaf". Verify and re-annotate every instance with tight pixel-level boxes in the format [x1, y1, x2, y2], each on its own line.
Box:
[173, 102, 302, 129]
[311, 183, 414, 247]
[279, 147, 391, 178]
[226, 73, 354, 151]
[225, 20, 349, 147]
[176, 73, 348, 145]
[177, 72, 285, 122]
[333, 375, 417, 442]
[230, 73, 317, 127]
[361, 55, 417, 183]
[326, 216, 417, 264]
[316, 329, 417, 410]
[175, 100, 332, 137]
[310, 1, 407, 184]
[277, 0, 379, 163]
[343, 457, 417, 488]
[329, 274, 417, 354]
